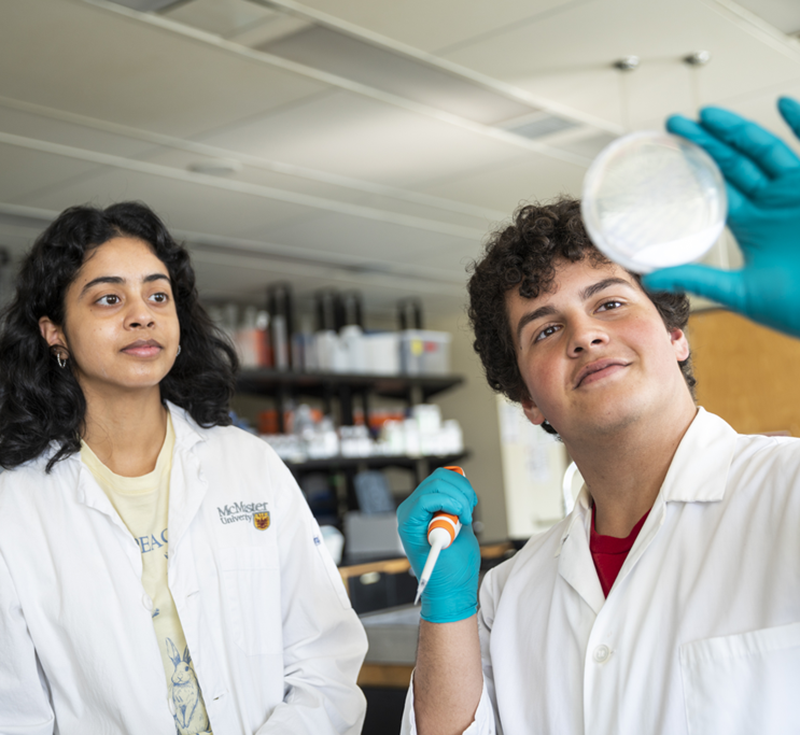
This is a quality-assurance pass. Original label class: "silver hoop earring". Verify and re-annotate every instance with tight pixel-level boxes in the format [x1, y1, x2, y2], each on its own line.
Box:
[176, 345, 181, 356]
[56, 352, 67, 369]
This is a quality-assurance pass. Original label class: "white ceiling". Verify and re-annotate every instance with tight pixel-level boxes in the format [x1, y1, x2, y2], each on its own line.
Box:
[1, 0, 800, 323]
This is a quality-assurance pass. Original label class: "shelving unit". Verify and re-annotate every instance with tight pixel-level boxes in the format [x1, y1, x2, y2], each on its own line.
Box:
[282, 452, 470, 474]
[237, 369, 464, 402]
[235, 368, 469, 518]
[237, 368, 464, 428]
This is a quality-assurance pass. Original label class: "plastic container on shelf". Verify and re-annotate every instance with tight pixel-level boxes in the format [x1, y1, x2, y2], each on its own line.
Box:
[400, 330, 452, 375]
[339, 424, 374, 457]
[313, 330, 348, 372]
[377, 419, 406, 455]
[364, 331, 401, 375]
[305, 416, 340, 459]
[440, 419, 464, 456]
[235, 308, 270, 368]
[340, 324, 367, 373]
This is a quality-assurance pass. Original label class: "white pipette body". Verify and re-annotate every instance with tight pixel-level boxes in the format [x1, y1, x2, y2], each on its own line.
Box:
[414, 515, 461, 605]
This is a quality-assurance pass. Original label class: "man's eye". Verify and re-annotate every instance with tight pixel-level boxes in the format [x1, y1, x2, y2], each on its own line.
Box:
[97, 294, 119, 306]
[598, 300, 623, 312]
[535, 324, 561, 342]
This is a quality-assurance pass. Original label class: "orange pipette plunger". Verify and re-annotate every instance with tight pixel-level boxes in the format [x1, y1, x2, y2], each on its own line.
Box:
[414, 466, 465, 605]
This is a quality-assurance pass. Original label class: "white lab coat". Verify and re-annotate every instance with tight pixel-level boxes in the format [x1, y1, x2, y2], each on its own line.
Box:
[0, 403, 367, 735]
[402, 408, 800, 735]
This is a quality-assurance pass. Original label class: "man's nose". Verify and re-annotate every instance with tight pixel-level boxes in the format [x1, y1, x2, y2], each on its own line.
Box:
[568, 318, 609, 355]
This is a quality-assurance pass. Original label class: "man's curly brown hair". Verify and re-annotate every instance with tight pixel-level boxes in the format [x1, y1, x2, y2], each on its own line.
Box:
[467, 198, 695, 436]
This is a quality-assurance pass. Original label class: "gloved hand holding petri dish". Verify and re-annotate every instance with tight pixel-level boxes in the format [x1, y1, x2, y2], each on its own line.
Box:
[581, 131, 727, 274]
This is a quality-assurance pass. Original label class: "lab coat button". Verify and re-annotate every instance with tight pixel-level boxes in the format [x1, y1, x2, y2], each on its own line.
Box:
[593, 644, 610, 663]
[142, 594, 153, 611]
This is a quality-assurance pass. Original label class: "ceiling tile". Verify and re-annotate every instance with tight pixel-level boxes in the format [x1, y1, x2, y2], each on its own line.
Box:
[197, 90, 529, 186]
[420, 153, 586, 213]
[188, 247, 467, 317]
[19, 166, 309, 237]
[260, 25, 537, 125]
[0, 0, 329, 137]
[140, 146, 498, 229]
[440, 0, 800, 127]
[0, 104, 159, 159]
[0, 143, 103, 203]
[246, 211, 478, 269]
[162, 0, 278, 36]
[290, 0, 581, 54]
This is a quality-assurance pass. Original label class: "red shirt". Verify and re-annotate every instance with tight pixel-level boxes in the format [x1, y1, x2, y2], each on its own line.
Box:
[589, 506, 650, 597]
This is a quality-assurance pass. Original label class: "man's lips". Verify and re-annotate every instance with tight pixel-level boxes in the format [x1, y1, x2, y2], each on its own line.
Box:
[574, 359, 629, 388]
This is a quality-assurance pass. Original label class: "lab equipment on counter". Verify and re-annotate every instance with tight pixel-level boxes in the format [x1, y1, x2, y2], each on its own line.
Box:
[581, 131, 727, 273]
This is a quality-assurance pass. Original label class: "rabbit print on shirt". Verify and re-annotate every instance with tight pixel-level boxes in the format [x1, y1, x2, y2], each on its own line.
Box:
[166, 638, 210, 734]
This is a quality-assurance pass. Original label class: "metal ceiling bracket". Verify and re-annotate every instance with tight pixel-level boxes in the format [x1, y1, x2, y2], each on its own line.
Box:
[683, 50, 712, 66]
[613, 56, 640, 71]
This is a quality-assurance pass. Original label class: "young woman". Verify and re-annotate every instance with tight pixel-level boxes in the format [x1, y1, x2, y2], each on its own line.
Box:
[0, 202, 366, 735]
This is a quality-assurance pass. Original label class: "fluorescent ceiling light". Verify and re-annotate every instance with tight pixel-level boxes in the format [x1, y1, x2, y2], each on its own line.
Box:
[506, 114, 580, 141]
[105, 0, 184, 11]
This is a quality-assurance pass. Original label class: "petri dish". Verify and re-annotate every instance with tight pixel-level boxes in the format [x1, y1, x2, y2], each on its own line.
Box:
[581, 131, 727, 274]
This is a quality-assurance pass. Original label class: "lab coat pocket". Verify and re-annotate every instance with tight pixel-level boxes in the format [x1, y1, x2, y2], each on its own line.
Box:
[680, 620, 800, 735]
[219, 546, 283, 656]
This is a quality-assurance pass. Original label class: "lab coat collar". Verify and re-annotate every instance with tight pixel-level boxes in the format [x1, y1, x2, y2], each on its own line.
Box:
[558, 406, 735, 526]
[163, 402, 210, 558]
[556, 502, 606, 613]
[554, 407, 736, 612]
[657, 406, 736, 504]
[52, 401, 211, 549]
[166, 401, 207, 454]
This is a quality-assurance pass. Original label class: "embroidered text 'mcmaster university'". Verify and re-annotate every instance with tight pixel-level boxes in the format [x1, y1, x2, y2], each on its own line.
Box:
[217, 501, 269, 524]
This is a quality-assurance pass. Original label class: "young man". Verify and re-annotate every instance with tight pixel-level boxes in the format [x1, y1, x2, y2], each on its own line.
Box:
[398, 99, 800, 735]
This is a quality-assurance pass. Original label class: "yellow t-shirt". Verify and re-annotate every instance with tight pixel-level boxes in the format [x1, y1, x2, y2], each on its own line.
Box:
[81, 416, 212, 735]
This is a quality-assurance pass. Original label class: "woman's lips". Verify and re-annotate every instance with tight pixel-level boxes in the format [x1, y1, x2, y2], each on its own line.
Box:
[121, 340, 162, 357]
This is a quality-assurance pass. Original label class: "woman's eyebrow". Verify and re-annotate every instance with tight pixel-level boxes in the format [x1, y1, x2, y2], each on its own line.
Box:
[79, 272, 169, 298]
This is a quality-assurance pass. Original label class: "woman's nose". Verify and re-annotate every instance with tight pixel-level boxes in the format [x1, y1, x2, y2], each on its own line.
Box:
[125, 298, 155, 329]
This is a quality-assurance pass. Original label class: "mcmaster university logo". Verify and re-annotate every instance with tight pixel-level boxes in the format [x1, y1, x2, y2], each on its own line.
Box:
[217, 501, 270, 530]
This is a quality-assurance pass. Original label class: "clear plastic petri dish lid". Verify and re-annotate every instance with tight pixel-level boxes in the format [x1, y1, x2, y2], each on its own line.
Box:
[581, 131, 727, 274]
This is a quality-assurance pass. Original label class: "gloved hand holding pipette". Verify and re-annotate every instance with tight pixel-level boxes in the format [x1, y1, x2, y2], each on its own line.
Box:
[397, 466, 480, 624]
[644, 97, 800, 338]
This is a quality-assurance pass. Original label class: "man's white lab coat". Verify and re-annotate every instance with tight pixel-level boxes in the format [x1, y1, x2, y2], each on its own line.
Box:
[0, 403, 367, 735]
[402, 408, 800, 734]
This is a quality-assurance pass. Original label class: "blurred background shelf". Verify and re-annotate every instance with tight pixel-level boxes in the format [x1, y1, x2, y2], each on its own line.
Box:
[284, 450, 470, 474]
[236, 369, 465, 403]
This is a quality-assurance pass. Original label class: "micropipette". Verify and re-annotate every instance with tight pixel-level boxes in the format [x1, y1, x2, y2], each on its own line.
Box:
[414, 466, 465, 606]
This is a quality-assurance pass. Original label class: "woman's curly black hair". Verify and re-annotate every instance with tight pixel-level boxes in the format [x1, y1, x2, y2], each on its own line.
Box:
[467, 197, 695, 436]
[0, 201, 239, 471]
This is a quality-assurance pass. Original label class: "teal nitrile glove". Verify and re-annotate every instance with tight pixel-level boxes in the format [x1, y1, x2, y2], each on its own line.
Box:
[397, 467, 480, 623]
[643, 97, 800, 338]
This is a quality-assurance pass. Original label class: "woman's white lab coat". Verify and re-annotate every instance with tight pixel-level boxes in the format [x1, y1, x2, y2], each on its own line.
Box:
[0, 403, 367, 735]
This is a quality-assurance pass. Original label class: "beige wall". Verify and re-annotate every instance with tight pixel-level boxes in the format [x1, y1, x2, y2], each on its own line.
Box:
[688, 309, 800, 436]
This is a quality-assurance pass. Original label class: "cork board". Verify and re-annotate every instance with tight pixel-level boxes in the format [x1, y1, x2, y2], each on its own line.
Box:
[687, 309, 800, 436]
